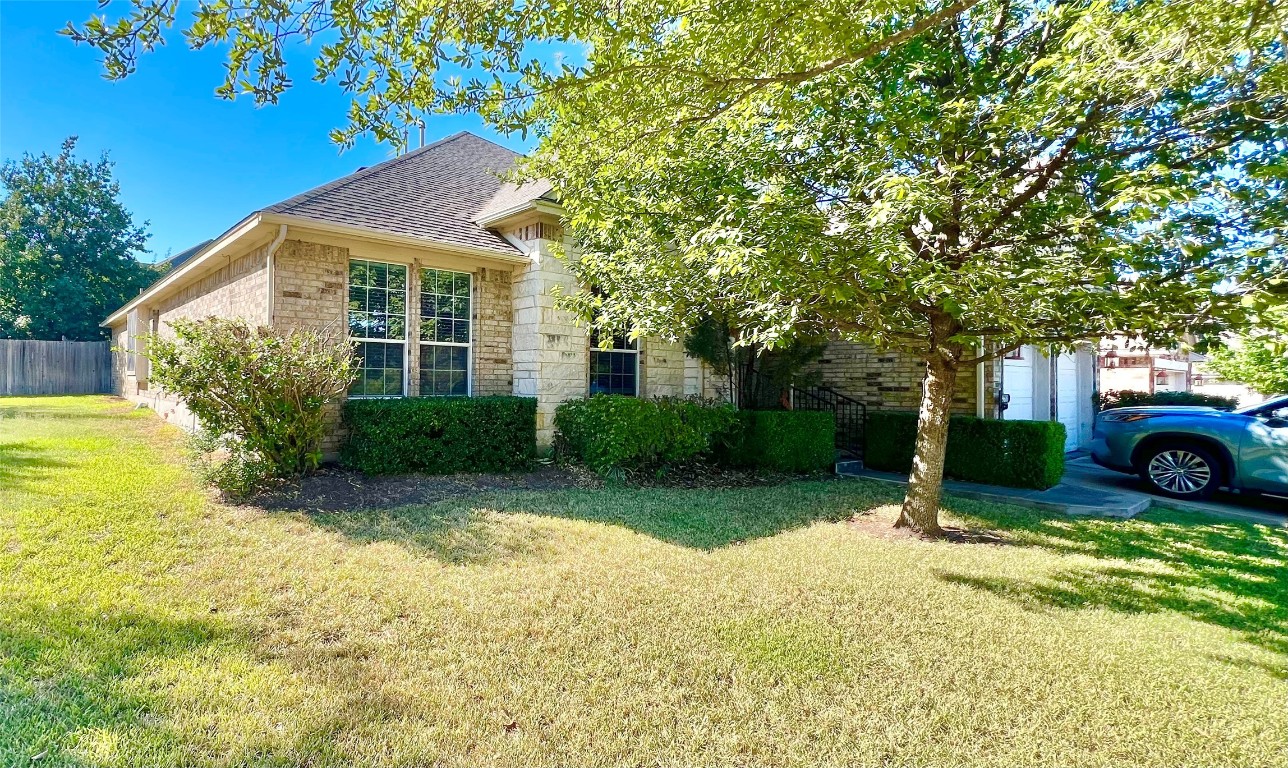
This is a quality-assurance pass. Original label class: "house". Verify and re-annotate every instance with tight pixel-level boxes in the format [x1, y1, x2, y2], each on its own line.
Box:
[1098, 337, 1202, 394]
[104, 131, 1095, 452]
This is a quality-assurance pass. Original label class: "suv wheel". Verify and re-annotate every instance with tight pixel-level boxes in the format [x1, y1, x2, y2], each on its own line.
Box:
[1140, 445, 1222, 500]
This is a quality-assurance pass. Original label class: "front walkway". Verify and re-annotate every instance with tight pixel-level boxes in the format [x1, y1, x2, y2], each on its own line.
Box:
[837, 457, 1288, 526]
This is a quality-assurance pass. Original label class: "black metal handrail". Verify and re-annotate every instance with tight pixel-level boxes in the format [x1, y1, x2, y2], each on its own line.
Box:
[736, 366, 866, 457]
[792, 384, 867, 457]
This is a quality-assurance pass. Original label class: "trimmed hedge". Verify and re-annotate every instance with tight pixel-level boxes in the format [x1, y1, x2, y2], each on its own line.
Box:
[1098, 389, 1237, 411]
[555, 395, 739, 472]
[865, 411, 1065, 490]
[340, 396, 536, 474]
[727, 410, 836, 473]
[555, 395, 835, 474]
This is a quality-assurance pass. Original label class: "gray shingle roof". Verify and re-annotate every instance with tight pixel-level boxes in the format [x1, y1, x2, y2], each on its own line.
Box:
[474, 178, 556, 223]
[157, 239, 214, 272]
[263, 131, 544, 255]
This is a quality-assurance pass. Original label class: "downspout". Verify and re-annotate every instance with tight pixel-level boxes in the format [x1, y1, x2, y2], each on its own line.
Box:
[264, 224, 288, 325]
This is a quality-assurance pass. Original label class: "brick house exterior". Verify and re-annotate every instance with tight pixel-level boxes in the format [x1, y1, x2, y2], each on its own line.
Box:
[105, 131, 1091, 452]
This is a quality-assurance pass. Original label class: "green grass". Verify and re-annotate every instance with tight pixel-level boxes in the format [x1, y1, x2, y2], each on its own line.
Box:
[1, 396, 1285, 767]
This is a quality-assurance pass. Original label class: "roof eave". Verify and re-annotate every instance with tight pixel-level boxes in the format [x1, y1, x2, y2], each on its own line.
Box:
[102, 213, 266, 327]
[475, 198, 565, 229]
[102, 208, 536, 329]
[260, 213, 531, 264]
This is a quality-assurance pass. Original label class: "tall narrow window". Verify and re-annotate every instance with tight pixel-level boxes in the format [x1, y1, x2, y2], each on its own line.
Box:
[125, 310, 139, 375]
[348, 259, 407, 397]
[589, 332, 638, 396]
[419, 268, 471, 396]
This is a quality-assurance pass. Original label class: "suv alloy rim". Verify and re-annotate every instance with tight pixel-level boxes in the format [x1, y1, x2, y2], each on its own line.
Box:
[1147, 450, 1212, 494]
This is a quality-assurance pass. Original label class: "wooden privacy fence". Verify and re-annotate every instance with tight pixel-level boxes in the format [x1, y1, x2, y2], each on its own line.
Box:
[0, 339, 112, 396]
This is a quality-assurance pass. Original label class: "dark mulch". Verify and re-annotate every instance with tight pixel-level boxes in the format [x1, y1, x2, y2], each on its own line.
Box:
[252, 461, 813, 512]
[253, 464, 599, 512]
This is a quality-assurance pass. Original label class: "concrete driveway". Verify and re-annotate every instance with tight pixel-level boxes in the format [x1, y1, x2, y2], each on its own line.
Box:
[1064, 455, 1288, 526]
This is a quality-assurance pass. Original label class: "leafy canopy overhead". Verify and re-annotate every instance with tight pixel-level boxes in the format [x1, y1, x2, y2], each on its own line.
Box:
[543, 0, 1288, 359]
[0, 138, 153, 341]
[1207, 303, 1288, 397]
[69, 0, 1288, 359]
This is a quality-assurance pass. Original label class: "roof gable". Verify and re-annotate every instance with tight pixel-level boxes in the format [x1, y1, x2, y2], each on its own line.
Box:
[264, 131, 527, 254]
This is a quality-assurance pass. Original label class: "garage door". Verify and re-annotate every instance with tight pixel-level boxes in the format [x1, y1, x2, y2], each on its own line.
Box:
[1002, 347, 1035, 420]
[1055, 353, 1080, 450]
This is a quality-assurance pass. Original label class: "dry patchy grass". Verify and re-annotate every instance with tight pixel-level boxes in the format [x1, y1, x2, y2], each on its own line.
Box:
[1, 396, 1285, 767]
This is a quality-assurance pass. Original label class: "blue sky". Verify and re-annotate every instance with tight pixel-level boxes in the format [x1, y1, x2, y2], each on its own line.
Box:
[0, 1, 532, 261]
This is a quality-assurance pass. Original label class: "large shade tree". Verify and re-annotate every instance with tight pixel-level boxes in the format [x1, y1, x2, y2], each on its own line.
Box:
[0, 138, 153, 341]
[70, 0, 1288, 534]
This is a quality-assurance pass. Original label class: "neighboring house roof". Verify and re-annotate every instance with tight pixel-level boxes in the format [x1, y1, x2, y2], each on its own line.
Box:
[264, 131, 532, 256]
[155, 240, 214, 273]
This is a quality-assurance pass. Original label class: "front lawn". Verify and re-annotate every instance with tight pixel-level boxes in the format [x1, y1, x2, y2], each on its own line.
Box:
[1, 396, 1285, 767]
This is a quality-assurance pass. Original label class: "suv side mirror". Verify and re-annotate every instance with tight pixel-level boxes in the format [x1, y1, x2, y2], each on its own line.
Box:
[1264, 417, 1288, 429]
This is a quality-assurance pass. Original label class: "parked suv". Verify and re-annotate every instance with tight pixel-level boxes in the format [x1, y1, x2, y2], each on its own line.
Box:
[1091, 395, 1288, 500]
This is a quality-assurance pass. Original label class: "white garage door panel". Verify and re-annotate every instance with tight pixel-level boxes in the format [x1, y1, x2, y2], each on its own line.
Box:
[1002, 349, 1035, 421]
[1056, 353, 1080, 450]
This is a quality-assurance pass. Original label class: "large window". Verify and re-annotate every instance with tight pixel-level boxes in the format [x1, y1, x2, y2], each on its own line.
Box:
[589, 332, 638, 396]
[419, 268, 471, 397]
[348, 260, 407, 397]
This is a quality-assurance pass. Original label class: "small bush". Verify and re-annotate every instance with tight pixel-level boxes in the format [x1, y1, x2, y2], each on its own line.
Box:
[555, 395, 739, 473]
[147, 318, 356, 487]
[341, 396, 536, 475]
[185, 430, 275, 499]
[726, 410, 835, 473]
[1097, 389, 1238, 411]
[865, 411, 1065, 490]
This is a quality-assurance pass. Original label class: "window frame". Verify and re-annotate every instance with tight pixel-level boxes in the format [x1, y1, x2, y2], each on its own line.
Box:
[417, 267, 474, 398]
[347, 257, 410, 398]
[588, 331, 640, 397]
[125, 314, 135, 376]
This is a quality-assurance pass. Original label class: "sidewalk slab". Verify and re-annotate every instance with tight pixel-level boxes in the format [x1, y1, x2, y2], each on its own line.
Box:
[836, 458, 1288, 526]
[836, 463, 1151, 518]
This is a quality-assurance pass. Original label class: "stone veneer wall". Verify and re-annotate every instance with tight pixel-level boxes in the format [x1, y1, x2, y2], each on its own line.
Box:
[683, 356, 731, 401]
[639, 338, 687, 398]
[508, 225, 587, 445]
[810, 341, 983, 415]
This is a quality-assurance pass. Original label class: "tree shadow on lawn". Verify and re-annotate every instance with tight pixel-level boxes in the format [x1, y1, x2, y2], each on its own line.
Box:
[308, 501, 560, 565]
[0, 605, 224, 766]
[0, 441, 71, 492]
[305, 479, 906, 555]
[937, 504, 1288, 661]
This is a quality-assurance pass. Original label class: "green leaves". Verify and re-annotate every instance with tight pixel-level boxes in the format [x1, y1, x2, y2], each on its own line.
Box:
[1206, 306, 1288, 396]
[340, 396, 537, 474]
[0, 137, 153, 340]
[147, 318, 357, 479]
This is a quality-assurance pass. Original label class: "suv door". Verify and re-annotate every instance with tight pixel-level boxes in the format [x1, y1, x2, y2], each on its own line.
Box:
[1239, 400, 1288, 493]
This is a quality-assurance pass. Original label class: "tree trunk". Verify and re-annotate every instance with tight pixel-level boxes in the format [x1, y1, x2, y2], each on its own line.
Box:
[896, 344, 962, 537]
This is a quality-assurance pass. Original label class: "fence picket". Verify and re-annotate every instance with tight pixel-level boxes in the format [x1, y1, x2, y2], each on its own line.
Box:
[0, 339, 112, 395]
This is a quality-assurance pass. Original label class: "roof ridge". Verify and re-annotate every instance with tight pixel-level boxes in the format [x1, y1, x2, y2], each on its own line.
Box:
[264, 130, 513, 214]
